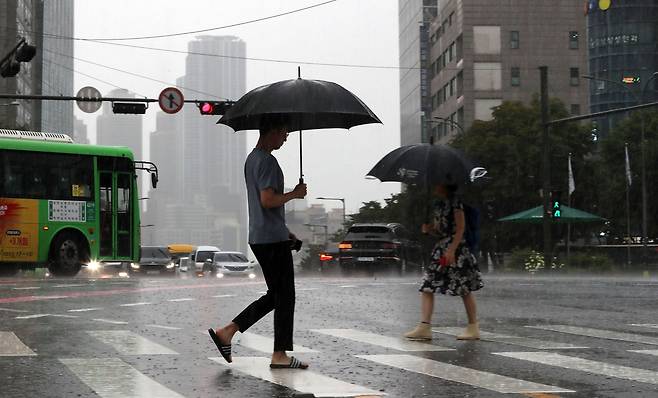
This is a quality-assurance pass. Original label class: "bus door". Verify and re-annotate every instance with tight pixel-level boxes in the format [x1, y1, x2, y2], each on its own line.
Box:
[98, 157, 134, 260]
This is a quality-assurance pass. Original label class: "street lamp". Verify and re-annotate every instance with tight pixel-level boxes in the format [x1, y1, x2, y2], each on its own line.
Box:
[427, 117, 465, 144]
[316, 197, 346, 225]
[583, 72, 658, 264]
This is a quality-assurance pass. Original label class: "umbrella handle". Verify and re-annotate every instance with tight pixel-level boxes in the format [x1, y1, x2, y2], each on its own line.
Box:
[299, 129, 304, 183]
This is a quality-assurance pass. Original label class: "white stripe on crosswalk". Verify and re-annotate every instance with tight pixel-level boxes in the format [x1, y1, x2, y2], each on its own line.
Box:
[212, 294, 236, 298]
[60, 357, 184, 398]
[92, 318, 128, 325]
[167, 298, 195, 302]
[0, 332, 36, 356]
[629, 349, 658, 357]
[495, 351, 658, 385]
[0, 307, 28, 313]
[15, 313, 51, 319]
[235, 332, 318, 354]
[339, 285, 357, 288]
[119, 302, 152, 307]
[68, 307, 102, 312]
[209, 356, 383, 397]
[312, 329, 453, 352]
[357, 354, 572, 394]
[527, 324, 658, 346]
[630, 324, 658, 329]
[434, 327, 587, 349]
[87, 330, 178, 355]
[147, 324, 181, 331]
[12, 286, 40, 290]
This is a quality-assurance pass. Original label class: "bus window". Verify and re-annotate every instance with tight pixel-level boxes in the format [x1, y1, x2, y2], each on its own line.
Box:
[117, 173, 131, 257]
[99, 172, 113, 257]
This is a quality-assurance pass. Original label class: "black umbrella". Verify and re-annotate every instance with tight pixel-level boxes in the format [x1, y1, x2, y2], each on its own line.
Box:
[218, 69, 381, 182]
[367, 143, 486, 187]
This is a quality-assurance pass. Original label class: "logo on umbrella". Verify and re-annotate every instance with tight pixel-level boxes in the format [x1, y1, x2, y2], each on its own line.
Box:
[396, 168, 419, 179]
[470, 167, 488, 182]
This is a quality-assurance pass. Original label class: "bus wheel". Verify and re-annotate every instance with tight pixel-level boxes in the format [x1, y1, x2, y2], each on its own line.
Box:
[48, 232, 86, 277]
[0, 263, 20, 277]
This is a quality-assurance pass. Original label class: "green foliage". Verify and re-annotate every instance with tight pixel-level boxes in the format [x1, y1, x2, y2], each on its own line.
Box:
[565, 252, 614, 272]
[505, 248, 536, 272]
[298, 243, 324, 273]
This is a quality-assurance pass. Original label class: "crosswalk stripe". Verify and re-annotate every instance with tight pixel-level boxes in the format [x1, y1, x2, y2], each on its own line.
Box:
[312, 329, 453, 352]
[167, 298, 195, 302]
[68, 307, 102, 312]
[12, 286, 40, 290]
[527, 324, 658, 346]
[0, 307, 28, 313]
[15, 313, 51, 319]
[119, 302, 152, 307]
[357, 354, 572, 394]
[495, 351, 658, 385]
[87, 330, 178, 355]
[629, 349, 658, 357]
[212, 294, 236, 298]
[209, 356, 383, 397]
[147, 324, 182, 331]
[0, 332, 36, 356]
[60, 357, 185, 398]
[433, 327, 587, 349]
[339, 285, 357, 288]
[235, 332, 318, 354]
[92, 318, 128, 325]
[630, 324, 658, 329]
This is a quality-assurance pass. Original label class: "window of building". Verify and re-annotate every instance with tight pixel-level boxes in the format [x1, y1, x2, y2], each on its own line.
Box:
[511, 67, 521, 86]
[570, 67, 580, 86]
[474, 26, 501, 54]
[571, 104, 581, 115]
[569, 31, 579, 49]
[442, 84, 449, 101]
[449, 12, 455, 26]
[457, 71, 464, 97]
[456, 35, 463, 62]
[449, 42, 456, 62]
[442, 20, 448, 34]
[475, 99, 503, 121]
[510, 30, 520, 49]
[474, 62, 502, 91]
[449, 77, 456, 97]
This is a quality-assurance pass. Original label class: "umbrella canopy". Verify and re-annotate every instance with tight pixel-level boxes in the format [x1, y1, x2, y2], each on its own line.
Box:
[217, 78, 381, 132]
[366, 143, 486, 186]
[498, 205, 605, 224]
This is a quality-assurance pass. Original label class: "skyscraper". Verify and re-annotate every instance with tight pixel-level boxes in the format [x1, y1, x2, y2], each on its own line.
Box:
[96, 88, 143, 160]
[73, 115, 89, 144]
[40, 0, 74, 134]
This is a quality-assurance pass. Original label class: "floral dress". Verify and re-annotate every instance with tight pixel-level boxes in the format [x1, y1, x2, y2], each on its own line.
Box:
[420, 197, 484, 296]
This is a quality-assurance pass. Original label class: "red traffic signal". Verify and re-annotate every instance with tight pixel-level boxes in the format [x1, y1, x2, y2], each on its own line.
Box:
[197, 101, 234, 116]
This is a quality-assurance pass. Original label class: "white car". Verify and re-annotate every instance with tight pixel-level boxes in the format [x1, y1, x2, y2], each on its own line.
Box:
[212, 251, 257, 278]
[190, 245, 221, 273]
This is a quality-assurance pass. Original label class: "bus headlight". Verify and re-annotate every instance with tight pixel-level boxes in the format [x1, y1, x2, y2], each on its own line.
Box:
[130, 263, 140, 270]
[166, 262, 175, 269]
[87, 260, 100, 271]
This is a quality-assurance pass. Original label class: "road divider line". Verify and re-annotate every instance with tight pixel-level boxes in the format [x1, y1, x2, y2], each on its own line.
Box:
[167, 298, 195, 302]
[53, 284, 86, 288]
[92, 318, 128, 325]
[147, 324, 182, 331]
[527, 324, 658, 346]
[60, 357, 185, 398]
[209, 356, 383, 397]
[312, 329, 453, 352]
[68, 308, 102, 312]
[433, 327, 587, 349]
[0, 332, 37, 356]
[87, 330, 178, 355]
[357, 354, 572, 394]
[494, 351, 658, 385]
[12, 287, 40, 290]
[119, 302, 152, 307]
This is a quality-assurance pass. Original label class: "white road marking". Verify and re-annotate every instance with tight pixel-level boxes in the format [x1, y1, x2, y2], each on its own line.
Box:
[495, 351, 658, 385]
[49, 314, 78, 318]
[212, 294, 236, 298]
[0, 307, 28, 313]
[0, 332, 36, 356]
[235, 332, 318, 354]
[12, 286, 40, 290]
[434, 327, 587, 349]
[209, 356, 383, 397]
[68, 308, 102, 312]
[167, 298, 195, 302]
[60, 357, 185, 398]
[339, 285, 357, 288]
[401, 282, 418, 285]
[53, 284, 86, 288]
[630, 324, 658, 329]
[358, 354, 572, 394]
[119, 302, 152, 307]
[15, 314, 51, 319]
[312, 329, 453, 352]
[528, 324, 658, 346]
[629, 349, 658, 357]
[87, 330, 178, 355]
[92, 318, 128, 325]
[147, 324, 182, 331]
[297, 288, 319, 292]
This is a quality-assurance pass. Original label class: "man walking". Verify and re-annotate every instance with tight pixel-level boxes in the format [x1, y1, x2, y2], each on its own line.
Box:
[209, 115, 309, 369]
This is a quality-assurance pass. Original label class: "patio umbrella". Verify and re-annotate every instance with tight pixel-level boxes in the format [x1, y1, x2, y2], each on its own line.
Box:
[217, 69, 381, 182]
[498, 205, 605, 224]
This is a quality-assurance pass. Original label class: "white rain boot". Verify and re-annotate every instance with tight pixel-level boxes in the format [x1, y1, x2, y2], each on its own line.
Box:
[456, 322, 480, 340]
[404, 322, 432, 341]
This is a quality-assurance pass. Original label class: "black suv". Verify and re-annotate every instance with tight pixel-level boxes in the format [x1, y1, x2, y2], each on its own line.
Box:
[337, 223, 423, 274]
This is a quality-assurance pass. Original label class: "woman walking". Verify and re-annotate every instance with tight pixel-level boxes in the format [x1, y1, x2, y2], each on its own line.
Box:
[404, 184, 484, 341]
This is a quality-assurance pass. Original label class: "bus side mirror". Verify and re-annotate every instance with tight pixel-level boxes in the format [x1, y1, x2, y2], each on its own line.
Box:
[151, 172, 158, 189]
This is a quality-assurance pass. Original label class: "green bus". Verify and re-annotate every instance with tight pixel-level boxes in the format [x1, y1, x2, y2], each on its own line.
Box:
[0, 129, 158, 276]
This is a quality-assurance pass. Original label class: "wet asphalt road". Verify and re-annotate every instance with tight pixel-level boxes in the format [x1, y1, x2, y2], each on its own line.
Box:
[0, 270, 657, 398]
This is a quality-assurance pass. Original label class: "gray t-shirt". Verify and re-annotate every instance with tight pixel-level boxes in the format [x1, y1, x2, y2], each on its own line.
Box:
[244, 148, 289, 244]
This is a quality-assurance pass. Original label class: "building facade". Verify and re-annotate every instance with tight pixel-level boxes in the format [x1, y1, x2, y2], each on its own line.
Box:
[399, 0, 439, 145]
[429, 0, 588, 143]
[587, 0, 658, 135]
[40, 0, 74, 134]
[96, 88, 143, 159]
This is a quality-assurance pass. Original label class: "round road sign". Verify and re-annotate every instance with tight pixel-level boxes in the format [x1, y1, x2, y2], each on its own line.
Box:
[76, 86, 102, 113]
[158, 87, 184, 114]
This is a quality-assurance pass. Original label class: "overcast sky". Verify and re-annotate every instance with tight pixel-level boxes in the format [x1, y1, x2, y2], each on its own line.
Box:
[74, 0, 401, 213]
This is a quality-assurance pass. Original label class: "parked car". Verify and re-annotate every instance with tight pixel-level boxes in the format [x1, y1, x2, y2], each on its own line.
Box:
[209, 251, 257, 278]
[190, 245, 221, 274]
[337, 223, 423, 274]
[130, 246, 175, 275]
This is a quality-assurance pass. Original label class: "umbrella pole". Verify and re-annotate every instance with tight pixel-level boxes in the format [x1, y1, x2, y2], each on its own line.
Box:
[299, 130, 304, 184]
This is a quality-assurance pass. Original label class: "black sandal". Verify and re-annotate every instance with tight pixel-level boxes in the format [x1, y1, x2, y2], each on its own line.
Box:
[208, 328, 232, 363]
[270, 356, 309, 369]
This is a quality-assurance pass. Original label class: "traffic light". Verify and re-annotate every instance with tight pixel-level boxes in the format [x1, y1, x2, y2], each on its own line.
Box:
[197, 101, 234, 115]
[550, 191, 562, 219]
[0, 39, 36, 78]
[112, 102, 147, 114]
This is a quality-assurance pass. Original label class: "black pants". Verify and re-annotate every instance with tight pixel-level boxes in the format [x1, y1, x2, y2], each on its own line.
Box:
[233, 241, 295, 352]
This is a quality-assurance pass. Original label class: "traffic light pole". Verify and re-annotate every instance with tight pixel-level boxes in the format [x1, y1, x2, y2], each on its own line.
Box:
[540, 66, 552, 269]
[0, 93, 225, 105]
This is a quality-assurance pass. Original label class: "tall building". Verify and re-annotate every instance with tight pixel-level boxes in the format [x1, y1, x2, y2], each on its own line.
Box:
[40, 0, 74, 134]
[73, 115, 89, 144]
[0, 0, 42, 131]
[96, 88, 143, 159]
[587, 0, 658, 135]
[398, 0, 439, 145]
[429, 0, 588, 143]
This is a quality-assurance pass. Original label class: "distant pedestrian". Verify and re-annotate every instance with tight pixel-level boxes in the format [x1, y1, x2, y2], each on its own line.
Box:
[209, 115, 309, 369]
[404, 184, 483, 341]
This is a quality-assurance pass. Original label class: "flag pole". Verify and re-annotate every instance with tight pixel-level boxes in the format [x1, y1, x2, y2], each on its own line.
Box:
[625, 143, 632, 267]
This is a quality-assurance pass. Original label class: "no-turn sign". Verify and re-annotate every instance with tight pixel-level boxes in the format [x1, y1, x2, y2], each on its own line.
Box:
[76, 86, 102, 113]
[158, 87, 184, 114]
